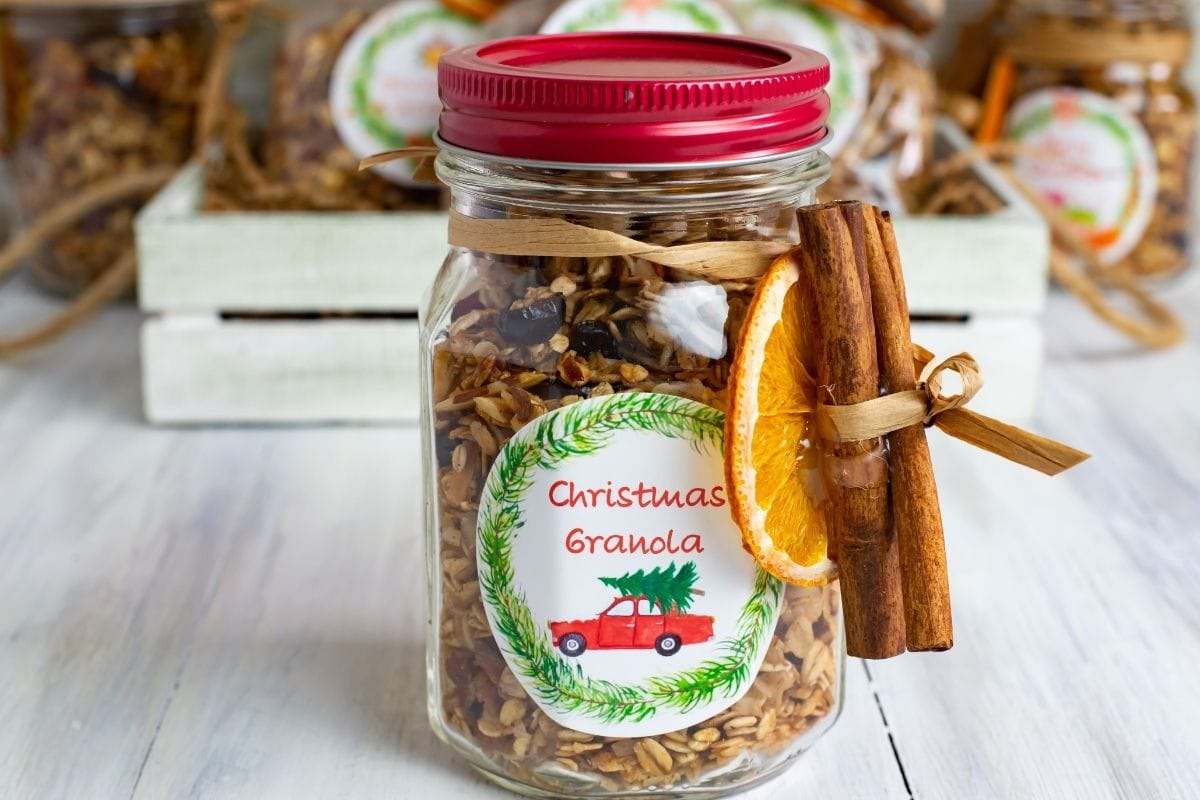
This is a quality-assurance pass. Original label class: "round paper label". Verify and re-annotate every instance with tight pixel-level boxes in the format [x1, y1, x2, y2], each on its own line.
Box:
[476, 393, 783, 738]
[539, 0, 742, 35]
[330, 0, 480, 185]
[1006, 87, 1158, 265]
[733, 1, 876, 158]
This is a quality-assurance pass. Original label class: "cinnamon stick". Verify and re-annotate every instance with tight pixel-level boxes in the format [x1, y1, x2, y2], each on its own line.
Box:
[864, 208, 954, 652]
[797, 201, 906, 660]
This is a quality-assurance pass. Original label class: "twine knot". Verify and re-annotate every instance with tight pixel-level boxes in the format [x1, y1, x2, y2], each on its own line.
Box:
[816, 348, 985, 443]
[819, 347, 1087, 476]
[917, 349, 984, 427]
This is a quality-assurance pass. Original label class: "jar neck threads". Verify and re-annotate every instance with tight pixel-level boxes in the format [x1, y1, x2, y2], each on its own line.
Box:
[435, 149, 831, 218]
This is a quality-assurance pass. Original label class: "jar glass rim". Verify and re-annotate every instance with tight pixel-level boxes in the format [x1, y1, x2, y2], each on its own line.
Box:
[431, 132, 833, 173]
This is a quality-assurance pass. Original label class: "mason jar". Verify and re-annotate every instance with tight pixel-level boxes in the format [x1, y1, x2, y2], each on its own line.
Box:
[1002, 0, 1196, 279]
[421, 33, 844, 798]
[0, 0, 210, 294]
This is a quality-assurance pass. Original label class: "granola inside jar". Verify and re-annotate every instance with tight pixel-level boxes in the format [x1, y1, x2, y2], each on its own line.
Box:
[1001, 0, 1196, 279]
[422, 33, 844, 798]
[0, 0, 211, 294]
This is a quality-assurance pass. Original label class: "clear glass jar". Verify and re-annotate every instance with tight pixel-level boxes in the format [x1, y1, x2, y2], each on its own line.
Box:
[0, 1, 211, 294]
[421, 34, 844, 799]
[1002, 0, 1196, 279]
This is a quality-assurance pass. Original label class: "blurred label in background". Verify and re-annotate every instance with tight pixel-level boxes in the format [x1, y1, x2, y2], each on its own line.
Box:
[331, 0, 482, 185]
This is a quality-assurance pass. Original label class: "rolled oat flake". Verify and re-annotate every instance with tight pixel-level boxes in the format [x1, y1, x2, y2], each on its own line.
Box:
[422, 33, 843, 797]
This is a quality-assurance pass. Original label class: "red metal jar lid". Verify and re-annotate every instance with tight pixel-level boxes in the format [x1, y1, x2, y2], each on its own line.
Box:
[437, 32, 831, 167]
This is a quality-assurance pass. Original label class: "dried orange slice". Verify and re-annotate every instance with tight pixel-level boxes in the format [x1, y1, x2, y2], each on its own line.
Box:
[725, 252, 835, 586]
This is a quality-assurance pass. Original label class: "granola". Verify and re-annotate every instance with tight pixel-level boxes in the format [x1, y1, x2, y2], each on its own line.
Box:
[0, 4, 209, 295]
[427, 199, 843, 795]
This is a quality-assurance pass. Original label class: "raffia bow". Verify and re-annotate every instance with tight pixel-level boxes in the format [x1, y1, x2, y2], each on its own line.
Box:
[819, 347, 1086, 476]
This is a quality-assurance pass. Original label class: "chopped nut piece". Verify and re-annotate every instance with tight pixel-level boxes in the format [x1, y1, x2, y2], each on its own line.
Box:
[550, 275, 579, 295]
[619, 363, 650, 384]
[557, 352, 592, 387]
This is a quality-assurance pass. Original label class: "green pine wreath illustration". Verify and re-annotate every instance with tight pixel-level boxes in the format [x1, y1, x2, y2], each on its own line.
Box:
[476, 393, 784, 724]
[351, 6, 472, 148]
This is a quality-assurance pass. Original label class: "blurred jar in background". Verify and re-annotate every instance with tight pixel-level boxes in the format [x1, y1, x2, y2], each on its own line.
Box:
[1002, 0, 1196, 280]
[267, 0, 480, 210]
[729, 0, 936, 210]
[0, 1, 211, 295]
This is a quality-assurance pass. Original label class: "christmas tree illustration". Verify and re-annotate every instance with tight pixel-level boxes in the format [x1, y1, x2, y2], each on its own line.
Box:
[599, 561, 701, 614]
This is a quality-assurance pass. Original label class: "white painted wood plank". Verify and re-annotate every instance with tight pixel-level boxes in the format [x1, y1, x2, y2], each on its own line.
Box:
[124, 427, 482, 800]
[911, 316, 1044, 422]
[141, 317, 421, 424]
[897, 213, 1048, 316]
[871, 438, 1200, 800]
[136, 165, 445, 313]
[140, 314, 1038, 426]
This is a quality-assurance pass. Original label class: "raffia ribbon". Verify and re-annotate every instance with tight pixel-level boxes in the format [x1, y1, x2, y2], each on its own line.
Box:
[819, 346, 1088, 476]
[360, 146, 441, 171]
[448, 211, 790, 279]
[363, 149, 792, 279]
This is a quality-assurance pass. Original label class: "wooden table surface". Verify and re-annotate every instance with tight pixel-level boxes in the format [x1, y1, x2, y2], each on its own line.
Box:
[2, 275, 1199, 800]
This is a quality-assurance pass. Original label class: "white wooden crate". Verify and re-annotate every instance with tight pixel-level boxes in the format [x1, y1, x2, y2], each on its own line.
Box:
[137, 119, 1047, 425]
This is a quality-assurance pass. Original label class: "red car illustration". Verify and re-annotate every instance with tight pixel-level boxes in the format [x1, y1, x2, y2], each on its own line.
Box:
[549, 595, 715, 657]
